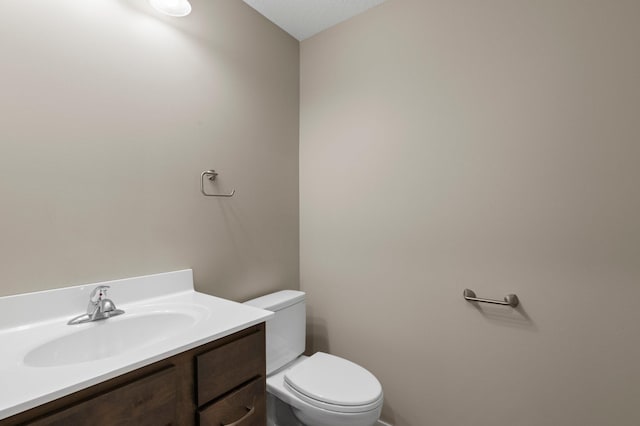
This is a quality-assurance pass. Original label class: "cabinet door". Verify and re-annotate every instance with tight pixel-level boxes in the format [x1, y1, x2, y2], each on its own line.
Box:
[28, 366, 177, 426]
[196, 329, 264, 406]
[197, 377, 265, 426]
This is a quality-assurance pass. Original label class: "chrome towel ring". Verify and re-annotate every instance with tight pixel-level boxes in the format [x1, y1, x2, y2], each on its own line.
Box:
[200, 170, 235, 197]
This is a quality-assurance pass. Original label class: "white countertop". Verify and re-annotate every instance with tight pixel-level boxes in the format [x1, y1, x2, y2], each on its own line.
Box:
[0, 270, 273, 420]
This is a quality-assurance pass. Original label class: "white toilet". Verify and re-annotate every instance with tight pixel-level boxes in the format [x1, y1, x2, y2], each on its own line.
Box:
[245, 290, 383, 426]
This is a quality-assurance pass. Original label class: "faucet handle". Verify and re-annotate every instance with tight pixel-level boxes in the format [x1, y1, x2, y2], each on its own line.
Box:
[89, 285, 110, 303]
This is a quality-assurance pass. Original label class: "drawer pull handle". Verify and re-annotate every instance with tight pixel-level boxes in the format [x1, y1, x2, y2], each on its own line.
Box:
[222, 406, 255, 426]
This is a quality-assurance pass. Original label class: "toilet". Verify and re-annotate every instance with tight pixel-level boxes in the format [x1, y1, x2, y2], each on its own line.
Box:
[245, 290, 383, 426]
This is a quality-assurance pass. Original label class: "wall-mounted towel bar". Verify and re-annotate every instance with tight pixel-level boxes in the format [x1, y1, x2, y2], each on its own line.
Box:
[201, 170, 235, 197]
[463, 289, 519, 308]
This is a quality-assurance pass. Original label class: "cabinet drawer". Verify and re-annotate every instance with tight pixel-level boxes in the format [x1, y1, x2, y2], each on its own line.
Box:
[28, 366, 177, 426]
[197, 377, 265, 426]
[196, 328, 264, 406]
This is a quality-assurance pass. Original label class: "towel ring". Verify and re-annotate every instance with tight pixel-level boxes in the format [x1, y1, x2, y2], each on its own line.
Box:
[201, 170, 235, 197]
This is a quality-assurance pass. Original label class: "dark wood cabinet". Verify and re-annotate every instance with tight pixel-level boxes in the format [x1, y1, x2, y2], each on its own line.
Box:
[28, 367, 178, 426]
[196, 329, 264, 406]
[198, 378, 265, 426]
[1, 323, 266, 426]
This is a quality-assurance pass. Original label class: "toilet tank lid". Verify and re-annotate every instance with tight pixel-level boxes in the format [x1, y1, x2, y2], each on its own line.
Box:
[244, 290, 305, 312]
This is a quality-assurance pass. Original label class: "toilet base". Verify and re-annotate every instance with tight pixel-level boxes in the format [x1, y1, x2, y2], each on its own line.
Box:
[267, 392, 381, 426]
[267, 393, 303, 426]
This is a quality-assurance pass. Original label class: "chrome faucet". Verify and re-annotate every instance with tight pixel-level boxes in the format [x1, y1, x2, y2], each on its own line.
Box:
[68, 285, 125, 325]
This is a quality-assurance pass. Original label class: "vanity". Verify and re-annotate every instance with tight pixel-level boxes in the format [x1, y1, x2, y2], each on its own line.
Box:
[0, 270, 273, 425]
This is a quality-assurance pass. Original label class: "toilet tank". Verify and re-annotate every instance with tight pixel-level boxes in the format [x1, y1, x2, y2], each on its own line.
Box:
[244, 290, 306, 375]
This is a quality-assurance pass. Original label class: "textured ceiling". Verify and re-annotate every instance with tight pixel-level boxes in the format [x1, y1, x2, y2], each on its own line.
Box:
[242, 0, 387, 41]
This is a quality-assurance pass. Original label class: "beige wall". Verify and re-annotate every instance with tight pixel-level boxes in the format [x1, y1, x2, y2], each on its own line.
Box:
[0, 0, 299, 300]
[300, 1, 640, 425]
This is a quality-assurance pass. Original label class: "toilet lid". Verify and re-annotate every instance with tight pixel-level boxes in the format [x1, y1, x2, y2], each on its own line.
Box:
[284, 352, 383, 412]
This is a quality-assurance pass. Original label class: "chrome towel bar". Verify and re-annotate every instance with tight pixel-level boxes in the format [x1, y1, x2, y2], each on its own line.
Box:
[201, 170, 235, 197]
[463, 289, 519, 308]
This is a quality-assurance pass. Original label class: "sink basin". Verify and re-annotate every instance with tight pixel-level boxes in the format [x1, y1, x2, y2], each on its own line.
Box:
[0, 269, 274, 421]
[24, 311, 197, 367]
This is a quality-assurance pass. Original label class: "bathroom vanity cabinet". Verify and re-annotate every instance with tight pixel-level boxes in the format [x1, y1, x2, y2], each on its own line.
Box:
[0, 324, 266, 426]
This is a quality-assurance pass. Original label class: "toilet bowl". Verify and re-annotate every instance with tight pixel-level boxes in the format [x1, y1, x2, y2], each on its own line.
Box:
[270, 353, 383, 426]
[245, 291, 383, 426]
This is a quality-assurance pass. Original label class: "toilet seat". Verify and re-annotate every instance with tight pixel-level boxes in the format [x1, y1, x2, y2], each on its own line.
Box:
[284, 352, 383, 414]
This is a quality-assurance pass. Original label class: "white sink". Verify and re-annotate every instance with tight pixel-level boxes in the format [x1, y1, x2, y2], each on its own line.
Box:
[24, 310, 199, 367]
[0, 270, 274, 421]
